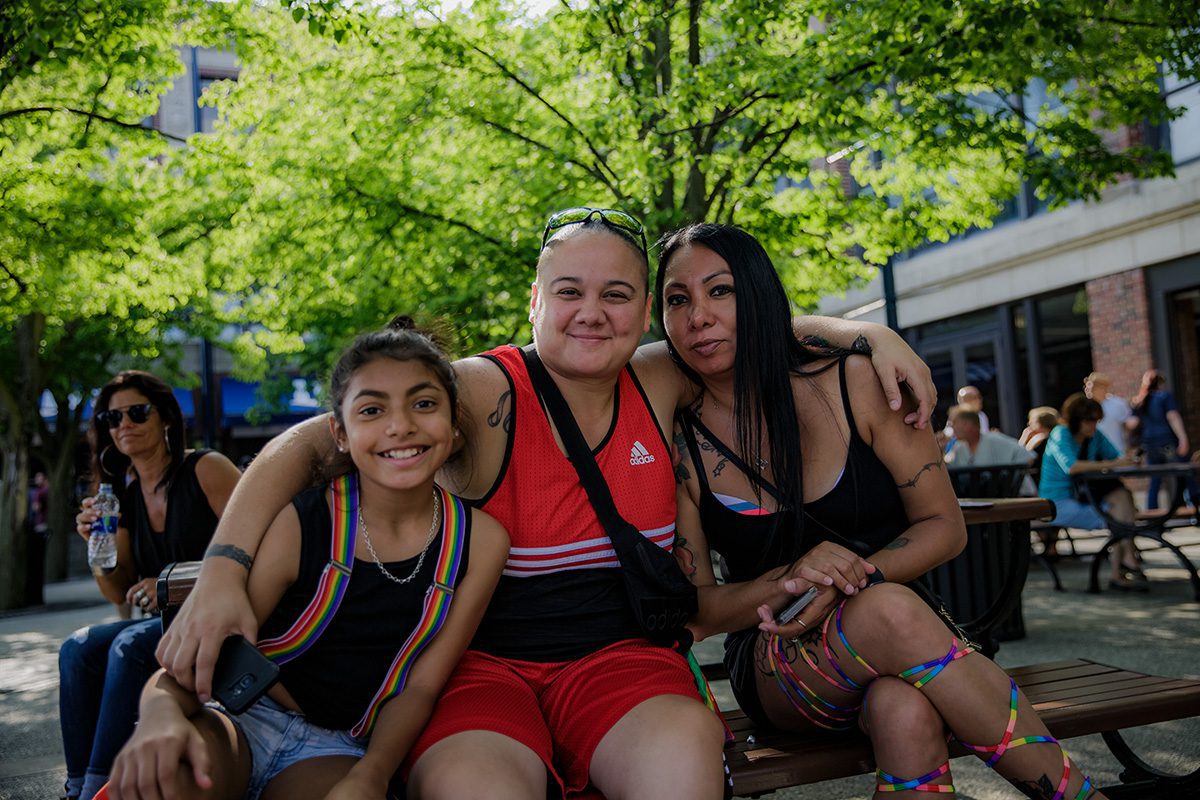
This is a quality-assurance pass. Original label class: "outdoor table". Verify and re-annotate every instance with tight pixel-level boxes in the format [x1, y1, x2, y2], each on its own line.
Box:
[1072, 462, 1200, 600]
[920, 497, 1055, 657]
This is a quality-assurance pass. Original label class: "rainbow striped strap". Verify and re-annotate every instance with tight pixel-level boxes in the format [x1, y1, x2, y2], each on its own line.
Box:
[351, 488, 468, 737]
[257, 473, 358, 664]
[686, 651, 733, 743]
[898, 638, 971, 690]
[875, 762, 954, 793]
[956, 678, 1093, 800]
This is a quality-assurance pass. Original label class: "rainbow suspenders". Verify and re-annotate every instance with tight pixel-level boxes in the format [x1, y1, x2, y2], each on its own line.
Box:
[257, 473, 468, 737]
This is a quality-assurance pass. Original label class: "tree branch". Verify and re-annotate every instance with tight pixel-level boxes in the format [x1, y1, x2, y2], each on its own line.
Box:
[0, 107, 188, 142]
[473, 114, 617, 191]
[344, 182, 507, 248]
[80, 72, 116, 145]
[0, 258, 29, 295]
[449, 33, 625, 194]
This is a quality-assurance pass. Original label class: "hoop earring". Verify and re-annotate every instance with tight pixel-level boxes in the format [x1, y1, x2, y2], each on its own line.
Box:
[164, 428, 171, 455]
[99, 445, 120, 476]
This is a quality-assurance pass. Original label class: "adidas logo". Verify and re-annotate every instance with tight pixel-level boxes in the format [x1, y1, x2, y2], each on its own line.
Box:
[629, 441, 656, 466]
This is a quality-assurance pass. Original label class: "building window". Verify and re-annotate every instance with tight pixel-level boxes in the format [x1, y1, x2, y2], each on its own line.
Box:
[1165, 73, 1200, 165]
[197, 76, 230, 134]
[1036, 288, 1092, 409]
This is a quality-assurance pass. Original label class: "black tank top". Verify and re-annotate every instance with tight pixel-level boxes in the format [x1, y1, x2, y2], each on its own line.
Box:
[127, 450, 220, 580]
[679, 356, 909, 722]
[258, 486, 472, 731]
[679, 356, 908, 578]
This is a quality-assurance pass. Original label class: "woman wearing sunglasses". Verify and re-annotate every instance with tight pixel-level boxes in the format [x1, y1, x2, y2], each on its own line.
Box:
[155, 208, 936, 799]
[59, 371, 241, 800]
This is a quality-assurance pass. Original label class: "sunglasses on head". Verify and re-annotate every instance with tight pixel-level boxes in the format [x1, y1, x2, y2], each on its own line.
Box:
[97, 403, 155, 428]
[540, 207, 647, 256]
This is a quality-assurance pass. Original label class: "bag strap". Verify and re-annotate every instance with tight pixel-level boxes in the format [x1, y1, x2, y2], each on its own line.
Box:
[257, 473, 357, 664]
[520, 347, 646, 558]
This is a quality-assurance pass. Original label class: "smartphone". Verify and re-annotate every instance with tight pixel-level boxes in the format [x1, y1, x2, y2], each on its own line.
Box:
[776, 586, 820, 625]
[211, 635, 280, 714]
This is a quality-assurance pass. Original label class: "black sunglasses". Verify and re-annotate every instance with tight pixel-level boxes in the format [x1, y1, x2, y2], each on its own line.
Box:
[540, 207, 647, 256]
[97, 403, 155, 428]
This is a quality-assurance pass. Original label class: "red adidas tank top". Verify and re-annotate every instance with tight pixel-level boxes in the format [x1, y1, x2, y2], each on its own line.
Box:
[479, 345, 677, 578]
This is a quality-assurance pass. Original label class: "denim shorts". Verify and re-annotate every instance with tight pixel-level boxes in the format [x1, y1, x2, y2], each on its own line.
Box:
[216, 696, 367, 798]
[1050, 496, 1107, 530]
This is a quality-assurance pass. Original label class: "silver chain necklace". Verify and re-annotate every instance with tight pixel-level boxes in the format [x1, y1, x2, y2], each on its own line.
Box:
[357, 489, 441, 585]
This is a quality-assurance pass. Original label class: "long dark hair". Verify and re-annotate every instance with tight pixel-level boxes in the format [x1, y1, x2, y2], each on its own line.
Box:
[89, 371, 186, 493]
[324, 316, 460, 477]
[656, 223, 832, 565]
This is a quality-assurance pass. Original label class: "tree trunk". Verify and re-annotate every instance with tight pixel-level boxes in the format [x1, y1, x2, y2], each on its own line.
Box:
[44, 454, 78, 582]
[41, 392, 84, 582]
[0, 441, 31, 610]
[0, 313, 46, 609]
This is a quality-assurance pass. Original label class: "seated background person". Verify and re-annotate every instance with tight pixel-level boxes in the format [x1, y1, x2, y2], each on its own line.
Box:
[945, 407, 1034, 468]
[62, 371, 240, 800]
[1038, 393, 1142, 591]
[945, 406, 1036, 494]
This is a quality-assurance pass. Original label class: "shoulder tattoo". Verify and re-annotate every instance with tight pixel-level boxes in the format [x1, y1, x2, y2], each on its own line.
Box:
[204, 543, 253, 571]
[896, 460, 943, 489]
[487, 389, 513, 433]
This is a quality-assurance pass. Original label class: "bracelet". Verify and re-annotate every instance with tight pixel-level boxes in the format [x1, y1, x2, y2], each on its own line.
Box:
[204, 544, 253, 572]
[850, 334, 872, 355]
[866, 566, 886, 586]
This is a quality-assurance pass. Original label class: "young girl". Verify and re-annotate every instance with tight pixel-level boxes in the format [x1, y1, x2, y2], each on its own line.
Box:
[106, 318, 509, 800]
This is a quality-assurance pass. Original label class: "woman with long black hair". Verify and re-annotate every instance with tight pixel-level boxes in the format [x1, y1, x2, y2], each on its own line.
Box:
[660, 223, 1104, 799]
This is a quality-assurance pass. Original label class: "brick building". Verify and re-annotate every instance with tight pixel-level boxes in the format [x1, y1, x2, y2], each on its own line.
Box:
[817, 80, 1200, 450]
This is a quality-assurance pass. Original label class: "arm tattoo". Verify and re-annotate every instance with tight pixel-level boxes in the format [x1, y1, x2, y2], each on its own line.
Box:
[799, 334, 833, 350]
[673, 535, 699, 581]
[487, 390, 513, 433]
[204, 543, 253, 571]
[896, 459, 944, 489]
[672, 432, 692, 484]
[885, 537, 910, 550]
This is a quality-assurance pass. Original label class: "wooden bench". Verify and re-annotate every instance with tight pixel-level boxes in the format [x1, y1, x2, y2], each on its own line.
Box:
[709, 659, 1200, 798]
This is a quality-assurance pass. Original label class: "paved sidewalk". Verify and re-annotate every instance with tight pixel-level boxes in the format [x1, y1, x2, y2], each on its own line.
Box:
[2, 531, 1198, 799]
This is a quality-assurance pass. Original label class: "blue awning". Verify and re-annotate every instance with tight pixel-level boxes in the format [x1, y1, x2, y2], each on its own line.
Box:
[220, 377, 322, 427]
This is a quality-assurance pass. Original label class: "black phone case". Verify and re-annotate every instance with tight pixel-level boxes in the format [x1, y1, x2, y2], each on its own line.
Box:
[211, 635, 280, 714]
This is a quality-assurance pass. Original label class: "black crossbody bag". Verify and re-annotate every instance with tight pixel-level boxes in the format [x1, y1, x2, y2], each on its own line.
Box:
[521, 348, 698, 652]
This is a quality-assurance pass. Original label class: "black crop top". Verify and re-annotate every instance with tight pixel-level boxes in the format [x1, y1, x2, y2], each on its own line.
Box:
[678, 356, 908, 580]
[258, 485, 472, 731]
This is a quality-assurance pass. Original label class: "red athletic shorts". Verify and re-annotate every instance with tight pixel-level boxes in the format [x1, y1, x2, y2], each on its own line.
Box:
[404, 638, 703, 798]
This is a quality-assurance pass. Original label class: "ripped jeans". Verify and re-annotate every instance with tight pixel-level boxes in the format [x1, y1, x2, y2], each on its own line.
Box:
[59, 618, 163, 800]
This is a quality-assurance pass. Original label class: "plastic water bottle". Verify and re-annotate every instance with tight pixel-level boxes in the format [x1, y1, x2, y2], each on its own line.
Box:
[88, 483, 119, 575]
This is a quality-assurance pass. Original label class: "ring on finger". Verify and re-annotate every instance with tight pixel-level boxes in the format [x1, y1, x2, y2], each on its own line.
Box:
[134, 588, 146, 599]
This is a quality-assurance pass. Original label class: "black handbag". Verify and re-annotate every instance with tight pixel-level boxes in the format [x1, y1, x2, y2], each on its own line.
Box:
[521, 348, 698, 652]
